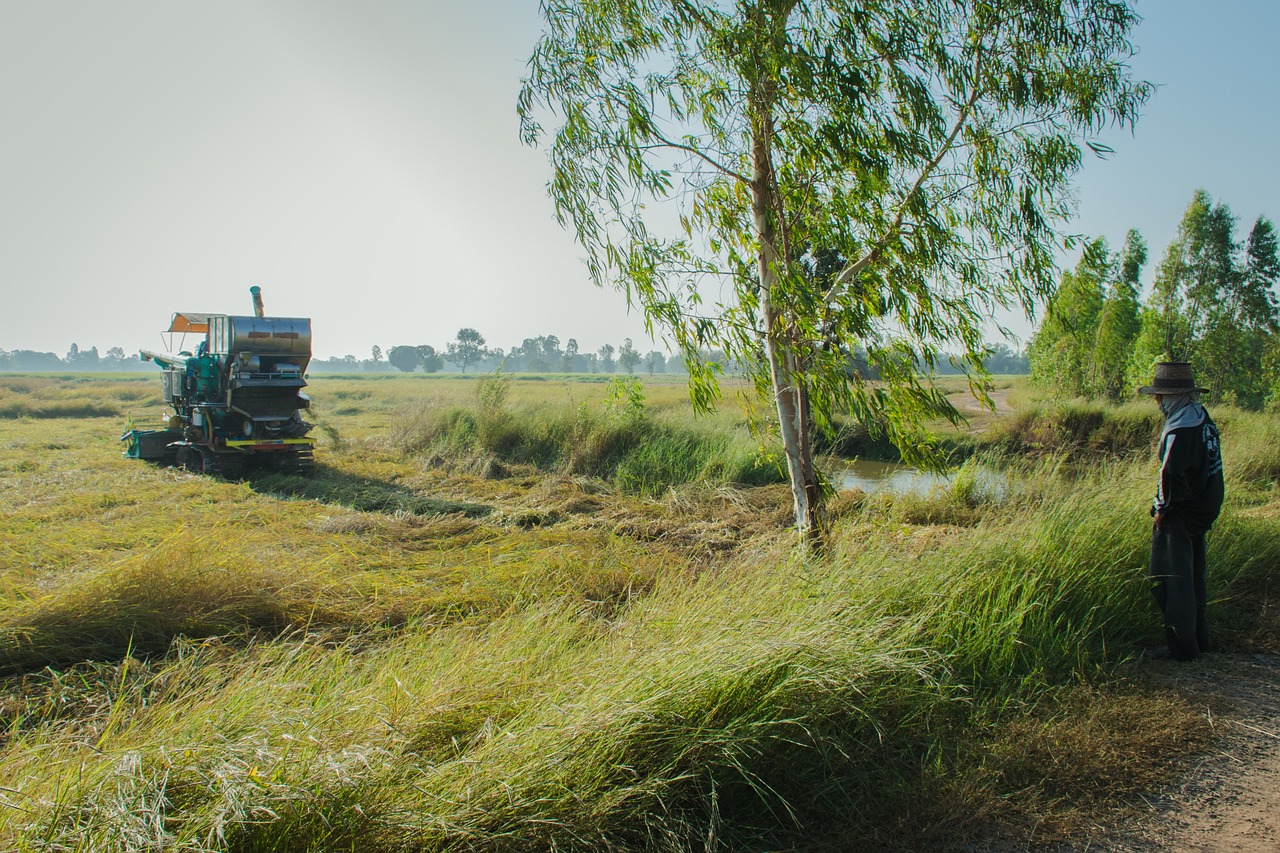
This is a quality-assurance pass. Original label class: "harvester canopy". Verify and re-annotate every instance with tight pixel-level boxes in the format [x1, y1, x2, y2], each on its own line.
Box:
[167, 313, 213, 334]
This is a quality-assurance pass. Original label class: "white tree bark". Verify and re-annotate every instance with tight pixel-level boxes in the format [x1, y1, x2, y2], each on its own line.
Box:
[750, 31, 820, 544]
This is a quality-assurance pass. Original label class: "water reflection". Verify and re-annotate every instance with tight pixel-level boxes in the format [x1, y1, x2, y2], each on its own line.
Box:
[835, 459, 1006, 498]
[836, 459, 948, 494]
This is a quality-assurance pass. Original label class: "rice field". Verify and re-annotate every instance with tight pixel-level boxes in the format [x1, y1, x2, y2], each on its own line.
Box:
[0, 372, 1276, 850]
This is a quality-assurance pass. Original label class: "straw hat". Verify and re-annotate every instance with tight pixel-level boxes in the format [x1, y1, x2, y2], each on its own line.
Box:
[1138, 361, 1208, 395]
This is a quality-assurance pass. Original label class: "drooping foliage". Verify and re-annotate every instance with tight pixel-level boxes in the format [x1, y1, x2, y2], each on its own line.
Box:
[520, 0, 1149, 542]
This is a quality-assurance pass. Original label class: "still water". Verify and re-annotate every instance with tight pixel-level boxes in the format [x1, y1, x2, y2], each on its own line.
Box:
[836, 459, 947, 494]
[836, 459, 1006, 497]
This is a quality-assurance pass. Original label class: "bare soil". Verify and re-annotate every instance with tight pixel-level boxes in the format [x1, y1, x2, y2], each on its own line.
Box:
[1125, 653, 1280, 853]
[1000, 652, 1280, 852]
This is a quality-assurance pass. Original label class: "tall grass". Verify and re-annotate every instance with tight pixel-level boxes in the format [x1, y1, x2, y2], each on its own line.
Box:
[0, 375, 160, 419]
[388, 382, 785, 495]
[0, 377, 1276, 850]
[980, 398, 1162, 459]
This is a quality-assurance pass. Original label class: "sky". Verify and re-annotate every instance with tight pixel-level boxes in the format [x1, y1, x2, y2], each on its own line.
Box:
[1, 0, 1277, 360]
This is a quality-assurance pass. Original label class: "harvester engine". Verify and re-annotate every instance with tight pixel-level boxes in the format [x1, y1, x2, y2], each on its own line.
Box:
[121, 287, 316, 477]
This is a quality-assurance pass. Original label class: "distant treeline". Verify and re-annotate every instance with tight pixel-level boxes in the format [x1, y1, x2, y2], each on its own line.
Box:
[2, 333, 1029, 377]
[0, 345, 151, 373]
[309, 329, 1029, 377]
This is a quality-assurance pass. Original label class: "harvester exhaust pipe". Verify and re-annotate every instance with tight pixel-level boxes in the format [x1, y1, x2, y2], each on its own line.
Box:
[250, 286, 265, 318]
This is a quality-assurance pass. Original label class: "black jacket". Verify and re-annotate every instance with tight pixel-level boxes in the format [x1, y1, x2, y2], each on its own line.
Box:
[1153, 406, 1224, 536]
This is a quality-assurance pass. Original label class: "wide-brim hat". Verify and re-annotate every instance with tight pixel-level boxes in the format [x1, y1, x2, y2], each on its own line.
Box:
[1138, 361, 1208, 395]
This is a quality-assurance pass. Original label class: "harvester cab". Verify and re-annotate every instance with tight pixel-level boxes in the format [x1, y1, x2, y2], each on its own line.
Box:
[122, 286, 316, 477]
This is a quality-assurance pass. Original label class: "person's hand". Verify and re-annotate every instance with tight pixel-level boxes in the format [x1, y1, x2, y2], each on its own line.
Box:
[1154, 510, 1166, 530]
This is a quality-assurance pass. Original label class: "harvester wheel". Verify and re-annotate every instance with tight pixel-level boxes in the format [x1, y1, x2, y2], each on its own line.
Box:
[177, 445, 202, 473]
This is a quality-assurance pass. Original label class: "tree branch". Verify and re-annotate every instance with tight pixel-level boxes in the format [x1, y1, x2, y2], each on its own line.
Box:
[823, 45, 989, 304]
[637, 137, 749, 184]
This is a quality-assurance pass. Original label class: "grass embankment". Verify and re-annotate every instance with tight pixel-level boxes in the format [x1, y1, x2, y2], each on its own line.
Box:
[0, 374, 1277, 850]
[386, 373, 784, 494]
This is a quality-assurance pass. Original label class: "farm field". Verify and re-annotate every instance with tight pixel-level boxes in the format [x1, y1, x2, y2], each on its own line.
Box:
[1, 372, 1278, 851]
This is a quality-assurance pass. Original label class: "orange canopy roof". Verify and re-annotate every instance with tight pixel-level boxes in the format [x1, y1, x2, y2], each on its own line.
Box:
[167, 313, 213, 333]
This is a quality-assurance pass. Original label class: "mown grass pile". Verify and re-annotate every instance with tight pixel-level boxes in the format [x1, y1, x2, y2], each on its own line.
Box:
[0, 374, 1276, 850]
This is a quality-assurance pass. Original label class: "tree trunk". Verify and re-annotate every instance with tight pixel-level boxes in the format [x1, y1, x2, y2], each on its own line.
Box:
[750, 76, 822, 547]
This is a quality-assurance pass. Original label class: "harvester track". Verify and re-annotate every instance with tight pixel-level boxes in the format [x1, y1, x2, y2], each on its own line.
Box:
[272, 447, 314, 476]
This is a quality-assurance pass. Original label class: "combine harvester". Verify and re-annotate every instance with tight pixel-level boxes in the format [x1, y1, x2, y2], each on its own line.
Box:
[122, 286, 316, 478]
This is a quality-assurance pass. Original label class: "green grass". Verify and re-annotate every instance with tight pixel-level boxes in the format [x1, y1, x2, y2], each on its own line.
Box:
[0, 374, 1275, 850]
[382, 376, 786, 495]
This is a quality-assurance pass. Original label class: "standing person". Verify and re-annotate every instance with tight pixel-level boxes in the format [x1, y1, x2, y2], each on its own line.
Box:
[1138, 362, 1225, 661]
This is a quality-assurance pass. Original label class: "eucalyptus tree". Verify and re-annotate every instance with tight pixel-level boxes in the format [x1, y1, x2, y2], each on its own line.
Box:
[1028, 238, 1109, 396]
[1217, 216, 1280, 405]
[1140, 193, 1279, 403]
[1092, 229, 1145, 400]
[520, 0, 1149, 544]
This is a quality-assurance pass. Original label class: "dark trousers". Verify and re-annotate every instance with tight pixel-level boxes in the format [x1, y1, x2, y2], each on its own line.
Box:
[1149, 515, 1209, 661]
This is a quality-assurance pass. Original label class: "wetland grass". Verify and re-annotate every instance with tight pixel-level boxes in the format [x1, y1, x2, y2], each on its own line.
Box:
[0, 375, 1276, 850]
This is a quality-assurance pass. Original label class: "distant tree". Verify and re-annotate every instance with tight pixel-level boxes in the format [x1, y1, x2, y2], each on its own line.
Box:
[540, 335, 562, 372]
[983, 343, 1028, 375]
[446, 328, 488, 373]
[645, 350, 666, 375]
[585, 353, 599, 374]
[513, 335, 563, 372]
[618, 338, 640, 374]
[8, 350, 63, 371]
[371, 345, 383, 364]
[597, 343, 615, 373]
[416, 344, 443, 373]
[509, 338, 536, 372]
[561, 338, 579, 372]
[388, 345, 420, 373]
[65, 344, 100, 369]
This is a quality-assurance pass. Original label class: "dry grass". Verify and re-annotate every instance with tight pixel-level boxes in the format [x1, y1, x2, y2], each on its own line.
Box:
[0, 373, 1275, 851]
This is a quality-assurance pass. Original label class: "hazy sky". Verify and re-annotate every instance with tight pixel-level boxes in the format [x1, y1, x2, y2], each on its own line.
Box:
[1, 1, 1277, 359]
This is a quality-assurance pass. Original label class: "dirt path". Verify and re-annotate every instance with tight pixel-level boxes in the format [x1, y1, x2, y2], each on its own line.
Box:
[1156, 654, 1280, 852]
[1089, 654, 1280, 852]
